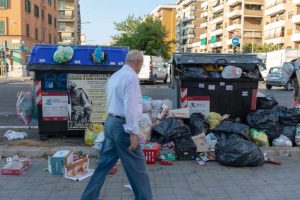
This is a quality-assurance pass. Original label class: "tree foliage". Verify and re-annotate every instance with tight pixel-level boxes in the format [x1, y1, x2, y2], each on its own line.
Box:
[112, 15, 173, 59]
[243, 43, 284, 53]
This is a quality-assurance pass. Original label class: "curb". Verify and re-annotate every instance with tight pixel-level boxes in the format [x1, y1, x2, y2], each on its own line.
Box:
[0, 145, 300, 158]
[0, 146, 99, 158]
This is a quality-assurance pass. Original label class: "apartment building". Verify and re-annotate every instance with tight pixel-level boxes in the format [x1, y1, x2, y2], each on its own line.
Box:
[0, 0, 58, 77]
[264, 0, 300, 49]
[57, 0, 81, 45]
[176, 0, 205, 53]
[151, 4, 177, 54]
[199, 0, 264, 53]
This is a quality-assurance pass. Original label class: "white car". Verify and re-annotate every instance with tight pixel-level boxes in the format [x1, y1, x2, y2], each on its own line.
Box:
[138, 55, 169, 84]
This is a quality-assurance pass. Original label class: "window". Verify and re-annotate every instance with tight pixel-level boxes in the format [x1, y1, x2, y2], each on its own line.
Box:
[59, 12, 65, 19]
[41, 9, 44, 20]
[0, 20, 5, 35]
[42, 30, 45, 42]
[48, 0, 51, 5]
[48, 14, 52, 25]
[53, 0, 56, 9]
[26, 24, 30, 37]
[49, 33, 51, 43]
[245, 4, 262, 10]
[34, 5, 39, 17]
[54, 17, 56, 28]
[0, 0, 8, 9]
[35, 28, 38, 40]
[59, 22, 66, 30]
[25, 0, 31, 13]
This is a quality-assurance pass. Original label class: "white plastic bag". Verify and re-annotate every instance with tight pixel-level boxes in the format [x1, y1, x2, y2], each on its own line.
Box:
[272, 135, 293, 147]
[151, 99, 172, 120]
[139, 114, 152, 142]
[222, 65, 242, 79]
[4, 130, 27, 141]
[142, 97, 152, 114]
[92, 131, 105, 150]
[205, 133, 218, 151]
[16, 91, 33, 125]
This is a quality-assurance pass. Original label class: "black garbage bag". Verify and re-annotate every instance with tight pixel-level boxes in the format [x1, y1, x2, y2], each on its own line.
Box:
[272, 106, 300, 126]
[151, 118, 191, 144]
[256, 95, 278, 109]
[190, 113, 205, 136]
[246, 109, 278, 130]
[212, 120, 250, 140]
[282, 126, 296, 146]
[242, 69, 260, 79]
[183, 67, 209, 78]
[265, 124, 282, 142]
[215, 132, 265, 167]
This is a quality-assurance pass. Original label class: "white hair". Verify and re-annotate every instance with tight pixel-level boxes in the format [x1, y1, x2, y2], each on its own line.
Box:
[126, 50, 143, 63]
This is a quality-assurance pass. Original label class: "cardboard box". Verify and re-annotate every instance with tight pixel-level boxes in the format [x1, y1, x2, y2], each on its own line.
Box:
[1, 158, 31, 175]
[64, 155, 93, 181]
[48, 150, 73, 175]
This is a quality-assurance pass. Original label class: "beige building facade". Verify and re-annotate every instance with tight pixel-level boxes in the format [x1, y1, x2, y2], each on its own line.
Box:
[57, 0, 81, 45]
[176, 0, 205, 53]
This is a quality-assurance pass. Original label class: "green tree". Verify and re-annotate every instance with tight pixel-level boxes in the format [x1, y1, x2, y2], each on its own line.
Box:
[243, 43, 284, 53]
[112, 15, 173, 59]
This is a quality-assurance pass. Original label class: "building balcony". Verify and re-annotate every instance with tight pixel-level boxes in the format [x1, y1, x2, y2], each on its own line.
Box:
[228, 10, 242, 19]
[182, 24, 195, 30]
[226, 24, 242, 32]
[212, 4, 224, 13]
[201, 1, 208, 8]
[200, 22, 208, 28]
[264, 37, 284, 44]
[201, 11, 208, 18]
[183, 0, 195, 6]
[200, 33, 207, 39]
[292, 15, 300, 24]
[176, 21, 181, 27]
[265, 3, 286, 16]
[264, 20, 285, 31]
[211, 29, 223, 36]
[58, 16, 75, 21]
[200, 45, 206, 50]
[210, 41, 222, 48]
[244, 9, 263, 17]
[211, 16, 223, 24]
[58, 28, 75, 32]
[228, 0, 242, 6]
[293, 0, 300, 5]
[182, 34, 195, 40]
[182, 15, 195, 23]
[227, 39, 233, 45]
[58, 6, 74, 11]
[291, 33, 300, 42]
[184, 6, 195, 12]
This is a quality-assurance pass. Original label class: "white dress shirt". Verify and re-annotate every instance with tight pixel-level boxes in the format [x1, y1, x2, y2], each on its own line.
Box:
[106, 64, 142, 135]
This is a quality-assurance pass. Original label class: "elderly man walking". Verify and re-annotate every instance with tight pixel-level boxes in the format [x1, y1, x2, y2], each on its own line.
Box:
[81, 50, 152, 200]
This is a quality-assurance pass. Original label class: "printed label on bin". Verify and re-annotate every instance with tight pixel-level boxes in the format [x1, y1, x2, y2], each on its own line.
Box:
[39, 59, 46, 63]
[187, 96, 210, 116]
[110, 62, 116, 65]
[208, 85, 215, 90]
[74, 60, 81, 64]
[42, 92, 68, 121]
[198, 83, 205, 88]
[67, 74, 110, 130]
[226, 85, 233, 91]
[242, 91, 249, 97]
[220, 82, 225, 86]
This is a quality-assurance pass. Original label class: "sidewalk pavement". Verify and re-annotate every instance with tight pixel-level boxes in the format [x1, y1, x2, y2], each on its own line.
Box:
[0, 77, 32, 84]
[1, 156, 300, 200]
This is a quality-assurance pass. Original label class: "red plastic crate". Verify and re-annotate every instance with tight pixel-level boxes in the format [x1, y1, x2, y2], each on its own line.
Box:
[142, 143, 161, 164]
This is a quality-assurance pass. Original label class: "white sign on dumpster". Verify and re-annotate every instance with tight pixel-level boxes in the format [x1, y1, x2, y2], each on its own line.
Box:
[42, 92, 68, 121]
[187, 96, 210, 115]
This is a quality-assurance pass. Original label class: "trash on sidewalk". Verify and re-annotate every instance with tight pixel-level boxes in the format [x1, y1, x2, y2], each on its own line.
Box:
[48, 150, 74, 175]
[139, 113, 152, 142]
[272, 135, 293, 147]
[296, 124, 300, 146]
[84, 124, 104, 146]
[159, 160, 174, 165]
[124, 184, 133, 192]
[264, 152, 282, 165]
[16, 91, 34, 126]
[250, 128, 269, 147]
[92, 131, 105, 150]
[1, 155, 31, 175]
[109, 166, 118, 175]
[256, 95, 278, 109]
[192, 133, 208, 153]
[4, 130, 27, 141]
[64, 154, 94, 181]
[168, 108, 190, 118]
[141, 143, 161, 164]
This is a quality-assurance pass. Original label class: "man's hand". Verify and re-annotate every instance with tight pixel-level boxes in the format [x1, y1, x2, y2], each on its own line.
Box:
[128, 134, 138, 151]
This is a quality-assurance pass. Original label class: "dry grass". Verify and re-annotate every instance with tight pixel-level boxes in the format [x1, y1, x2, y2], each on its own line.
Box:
[7, 139, 59, 147]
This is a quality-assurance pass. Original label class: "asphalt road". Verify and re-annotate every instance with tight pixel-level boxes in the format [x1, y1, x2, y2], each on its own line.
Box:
[0, 80, 294, 126]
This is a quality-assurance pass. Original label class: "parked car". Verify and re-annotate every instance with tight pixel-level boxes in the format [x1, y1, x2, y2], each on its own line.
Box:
[138, 55, 168, 84]
[266, 62, 295, 90]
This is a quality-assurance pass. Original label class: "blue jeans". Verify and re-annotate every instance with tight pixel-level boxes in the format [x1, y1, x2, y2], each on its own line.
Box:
[81, 115, 152, 200]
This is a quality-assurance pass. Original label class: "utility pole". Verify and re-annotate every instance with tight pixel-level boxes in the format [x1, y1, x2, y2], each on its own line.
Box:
[1, 40, 8, 80]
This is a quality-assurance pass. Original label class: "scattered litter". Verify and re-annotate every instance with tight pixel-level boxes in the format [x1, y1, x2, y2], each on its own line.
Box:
[85, 124, 104, 146]
[48, 150, 74, 175]
[250, 128, 269, 147]
[205, 133, 217, 151]
[1, 155, 31, 175]
[159, 160, 174, 165]
[264, 152, 282, 165]
[64, 154, 93, 181]
[16, 91, 33, 126]
[124, 184, 133, 192]
[139, 113, 152, 142]
[92, 131, 105, 150]
[4, 130, 27, 141]
[109, 166, 118, 175]
[272, 135, 292, 147]
[296, 124, 300, 146]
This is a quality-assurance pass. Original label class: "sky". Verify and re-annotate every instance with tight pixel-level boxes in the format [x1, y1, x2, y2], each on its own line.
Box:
[80, 0, 176, 45]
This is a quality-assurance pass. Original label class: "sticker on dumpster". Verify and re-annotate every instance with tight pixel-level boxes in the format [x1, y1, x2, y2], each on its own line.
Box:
[198, 83, 205, 88]
[187, 96, 210, 115]
[242, 91, 249, 97]
[226, 85, 233, 91]
[42, 92, 68, 121]
[67, 74, 110, 130]
[208, 85, 215, 90]
[220, 82, 225, 86]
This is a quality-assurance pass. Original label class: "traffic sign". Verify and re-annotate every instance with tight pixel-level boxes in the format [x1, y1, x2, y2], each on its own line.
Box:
[232, 38, 240, 46]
